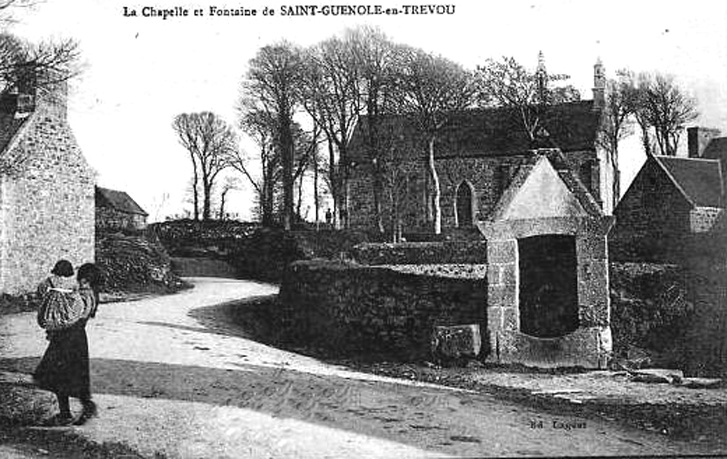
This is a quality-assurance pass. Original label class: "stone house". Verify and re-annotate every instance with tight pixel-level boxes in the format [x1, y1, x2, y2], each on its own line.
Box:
[610, 155, 722, 262]
[0, 84, 95, 294]
[610, 128, 727, 376]
[344, 59, 616, 235]
[610, 127, 727, 263]
[96, 186, 148, 232]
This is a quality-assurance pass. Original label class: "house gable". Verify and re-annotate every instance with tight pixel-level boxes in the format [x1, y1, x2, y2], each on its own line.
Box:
[618, 156, 690, 208]
[0, 88, 96, 293]
[610, 156, 699, 262]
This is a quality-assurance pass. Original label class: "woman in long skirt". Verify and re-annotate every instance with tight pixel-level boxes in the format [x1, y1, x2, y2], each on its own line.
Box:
[34, 261, 101, 426]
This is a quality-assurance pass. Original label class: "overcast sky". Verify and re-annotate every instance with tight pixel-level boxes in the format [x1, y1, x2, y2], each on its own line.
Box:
[11, 0, 727, 221]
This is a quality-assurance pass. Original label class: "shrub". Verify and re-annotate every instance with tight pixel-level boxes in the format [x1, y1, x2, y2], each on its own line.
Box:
[610, 262, 693, 367]
[96, 232, 190, 294]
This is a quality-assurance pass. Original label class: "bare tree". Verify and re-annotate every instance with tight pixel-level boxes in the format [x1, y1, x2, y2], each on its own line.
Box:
[631, 72, 698, 156]
[0, 3, 81, 93]
[378, 121, 411, 242]
[291, 121, 321, 222]
[597, 69, 638, 205]
[218, 176, 240, 219]
[243, 41, 304, 230]
[298, 26, 399, 232]
[0, 33, 81, 95]
[311, 141, 323, 227]
[475, 55, 580, 144]
[395, 46, 475, 234]
[172, 112, 235, 221]
[231, 99, 319, 226]
[181, 177, 201, 220]
[348, 26, 400, 233]
[232, 101, 279, 225]
[300, 33, 360, 229]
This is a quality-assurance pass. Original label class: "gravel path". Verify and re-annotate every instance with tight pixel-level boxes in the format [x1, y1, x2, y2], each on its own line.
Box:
[0, 278, 707, 458]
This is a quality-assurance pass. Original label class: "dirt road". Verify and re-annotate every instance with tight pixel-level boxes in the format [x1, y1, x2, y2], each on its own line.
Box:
[0, 278, 703, 458]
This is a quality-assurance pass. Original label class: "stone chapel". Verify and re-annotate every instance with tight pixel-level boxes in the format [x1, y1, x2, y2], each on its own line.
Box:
[345, 57, 616, 236]
[345, 57, 616, 368]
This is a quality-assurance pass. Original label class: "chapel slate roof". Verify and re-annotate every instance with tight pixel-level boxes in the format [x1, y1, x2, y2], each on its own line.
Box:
[346, 100, 601, 163]
[655, 156, 723, 208]
[95, 187, 148, 216]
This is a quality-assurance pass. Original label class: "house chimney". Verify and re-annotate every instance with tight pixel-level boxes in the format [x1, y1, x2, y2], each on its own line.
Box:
[687, 126, 720, 158]
[15, 67, 37, 115]
[0, 69, 38, 117]
[16, 68, 69, 120]
[592, 57, 605, 110]
[0, 91, 35, 118]
[38, 80, 68, 120]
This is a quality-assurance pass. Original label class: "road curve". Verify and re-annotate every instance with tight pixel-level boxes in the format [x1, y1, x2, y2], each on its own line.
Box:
[0, 278, 698, 458]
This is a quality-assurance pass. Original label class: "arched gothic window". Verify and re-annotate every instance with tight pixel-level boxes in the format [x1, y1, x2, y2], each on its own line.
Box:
[456, 181, 474, 227]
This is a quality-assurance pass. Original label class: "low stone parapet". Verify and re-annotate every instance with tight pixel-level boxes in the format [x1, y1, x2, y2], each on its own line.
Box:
[278, 260, 487, 360]
[352, 241, 488, 265]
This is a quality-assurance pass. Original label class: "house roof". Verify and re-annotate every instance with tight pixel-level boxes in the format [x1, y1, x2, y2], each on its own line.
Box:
[346, 100, 601, 164]
[95, 187, 148, 216]
[654, 156, 723, 208]
[702, 137, 727, 160]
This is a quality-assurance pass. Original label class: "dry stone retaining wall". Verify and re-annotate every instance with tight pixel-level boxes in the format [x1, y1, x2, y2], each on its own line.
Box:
[279, 258, 710, 371]
[278, 260, 487, 359]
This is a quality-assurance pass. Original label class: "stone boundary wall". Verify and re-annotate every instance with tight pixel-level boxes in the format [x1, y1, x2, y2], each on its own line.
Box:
[278, 259, 724, 372]
[150, 220, 260, 254]
[278, 260, 487, 359]
[352, 241, 488, 265]
[152, 222, 372, 282]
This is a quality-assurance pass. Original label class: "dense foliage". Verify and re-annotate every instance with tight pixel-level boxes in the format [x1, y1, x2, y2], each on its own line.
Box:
[610, 262, 693, 367]
[95, 231, 190, 294]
